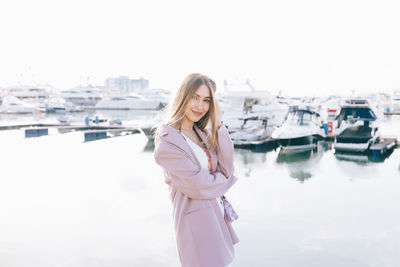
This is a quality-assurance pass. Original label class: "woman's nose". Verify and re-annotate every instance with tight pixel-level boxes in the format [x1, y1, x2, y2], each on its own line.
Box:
[196, 99, 204, 110]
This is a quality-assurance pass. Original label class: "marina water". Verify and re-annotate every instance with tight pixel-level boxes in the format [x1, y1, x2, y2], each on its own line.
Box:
[0, 112, 399, 267]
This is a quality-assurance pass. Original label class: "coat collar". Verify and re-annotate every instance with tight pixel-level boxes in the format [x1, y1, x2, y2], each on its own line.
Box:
[158, 124, 210, 151]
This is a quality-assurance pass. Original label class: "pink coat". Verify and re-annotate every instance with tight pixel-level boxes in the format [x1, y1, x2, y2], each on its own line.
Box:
[154, 123, 239, 267]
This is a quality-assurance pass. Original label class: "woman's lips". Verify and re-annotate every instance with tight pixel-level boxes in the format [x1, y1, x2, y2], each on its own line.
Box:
[191, 110, 203, 117]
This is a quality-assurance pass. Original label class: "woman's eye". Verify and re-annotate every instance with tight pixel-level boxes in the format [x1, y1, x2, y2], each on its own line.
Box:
[204, 99, 210, 103]
[192, 95, 198, 100]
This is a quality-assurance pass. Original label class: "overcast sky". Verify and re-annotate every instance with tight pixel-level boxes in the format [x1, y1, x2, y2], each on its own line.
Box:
[0, 0, 399, 96]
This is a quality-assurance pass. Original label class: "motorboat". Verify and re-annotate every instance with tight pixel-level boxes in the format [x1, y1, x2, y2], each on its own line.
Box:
[40, 97, 84, 113]
[332, 98, 380, 134]
[0, 95, 45, 114]
[229, 115, 276, 148]
[60, 86, 104, 106]
[220, 94, 288, 132]
[334, 125, 380, 152]
[271, 106, 326, 152]
[217, 79, 289, 129]
[333, 99, 381, 153]
[94, 93, 163, 110]
[8, 86, 50, 101]
[140, 88, 171, 109]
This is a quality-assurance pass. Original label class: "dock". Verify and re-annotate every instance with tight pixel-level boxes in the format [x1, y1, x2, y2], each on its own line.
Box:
[0, 123, 69, 131]
[0, 122, 145, 141]
[384, 112, 400, 115]
[370, 137, 398, 158]
[83, 128, 142, 142]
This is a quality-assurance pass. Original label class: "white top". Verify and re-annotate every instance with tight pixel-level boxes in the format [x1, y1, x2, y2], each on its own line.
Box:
[182, 133, 209, 170]
[182, 133, 225, 217]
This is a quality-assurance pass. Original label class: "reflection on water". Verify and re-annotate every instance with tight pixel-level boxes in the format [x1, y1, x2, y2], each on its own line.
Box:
[335, 148, 395, 164]
[275, 143, 327, 183]
[234, 149, 268, 177]
[289, 170, 312, 182]
[276, 142, 328, 164]
[334, 151, 370, 164]
[143, 139, 155, 152]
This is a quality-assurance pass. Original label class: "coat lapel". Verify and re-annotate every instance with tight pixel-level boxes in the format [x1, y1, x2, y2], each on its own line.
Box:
[159, 124, 218, 172]
[159, 124, 200, 166]
[194, 125, 218, 173]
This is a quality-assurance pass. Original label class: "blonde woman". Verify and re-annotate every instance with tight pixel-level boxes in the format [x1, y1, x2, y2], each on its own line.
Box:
[154, 73, 239, 267]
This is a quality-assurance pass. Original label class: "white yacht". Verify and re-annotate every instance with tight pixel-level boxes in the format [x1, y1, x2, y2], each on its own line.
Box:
[60, 86, 104, 106]
[40, 97, 84, 113]
[219, 91, 289, 132]
[230, 115, 276, 147]
[0, 95, 45, 114]
[333, 99, 381, 152]
[95, 93, 163, 110]
[140, 88, 171, 108]
[8, 86, 50, 101]
[271, 106, 326, 152]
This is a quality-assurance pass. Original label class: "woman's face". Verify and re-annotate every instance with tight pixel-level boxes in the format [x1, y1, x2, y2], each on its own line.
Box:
[184, 84, 211, 123]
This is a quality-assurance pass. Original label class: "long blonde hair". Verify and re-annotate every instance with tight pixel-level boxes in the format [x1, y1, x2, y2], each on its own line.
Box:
[155, 73, 219, 148]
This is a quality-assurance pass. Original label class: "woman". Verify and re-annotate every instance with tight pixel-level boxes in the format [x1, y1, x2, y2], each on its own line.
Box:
[154, 73, 239, 267]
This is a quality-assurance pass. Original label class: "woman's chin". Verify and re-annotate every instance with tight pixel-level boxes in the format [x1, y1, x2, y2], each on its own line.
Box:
[188, 116, 202, 122]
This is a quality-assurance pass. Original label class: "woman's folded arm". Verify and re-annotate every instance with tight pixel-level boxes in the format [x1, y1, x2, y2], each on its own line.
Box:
[154, 140, 237, 200]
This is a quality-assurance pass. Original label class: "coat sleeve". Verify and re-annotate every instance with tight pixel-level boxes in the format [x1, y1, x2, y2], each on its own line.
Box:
[154, 139, 237, 200]
[214, 123, 235, 178]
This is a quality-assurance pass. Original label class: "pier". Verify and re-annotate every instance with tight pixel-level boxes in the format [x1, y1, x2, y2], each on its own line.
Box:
[1, 122, 144, 141]
[370, 137, 398, 158]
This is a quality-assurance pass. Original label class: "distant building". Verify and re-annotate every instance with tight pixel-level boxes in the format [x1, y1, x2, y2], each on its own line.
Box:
[105, 76, 149, 92]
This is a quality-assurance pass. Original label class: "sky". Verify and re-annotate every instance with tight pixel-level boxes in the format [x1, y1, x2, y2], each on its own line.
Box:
[0, 0, 400, 97]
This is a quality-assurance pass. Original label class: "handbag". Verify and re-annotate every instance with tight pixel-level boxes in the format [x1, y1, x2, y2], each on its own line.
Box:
[221, 195, 238, 222]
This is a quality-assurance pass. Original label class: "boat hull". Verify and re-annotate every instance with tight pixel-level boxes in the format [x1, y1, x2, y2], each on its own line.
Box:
[334, 125, 377, 152]
[276, 135, 320, 152]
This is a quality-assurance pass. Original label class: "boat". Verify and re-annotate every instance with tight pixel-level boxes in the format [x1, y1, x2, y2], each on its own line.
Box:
[0, 95, 45, 114]
[94, 93, 163, 110]
[219, 93, 288, 132]
[271, 106, 326, 152]
[40, 97, 84, 113]
[333, 98, 381, 153]
[60, 86, 104, 106]
[334, 125, 380, 152]
[229, 115, 276, 148]
[140, 88, 171, 109]
[8, 86, 50, 101]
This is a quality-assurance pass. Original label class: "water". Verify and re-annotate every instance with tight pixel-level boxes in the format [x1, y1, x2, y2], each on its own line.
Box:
[0, 114, 399, 267]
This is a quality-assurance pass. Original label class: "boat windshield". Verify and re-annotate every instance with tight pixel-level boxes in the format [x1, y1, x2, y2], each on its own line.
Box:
[335, 107, 377, 121]
[242, 119, 264, 129]
[286, 111, 318, 126]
